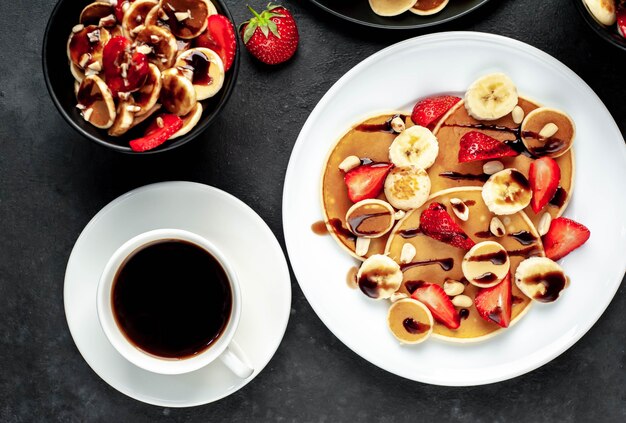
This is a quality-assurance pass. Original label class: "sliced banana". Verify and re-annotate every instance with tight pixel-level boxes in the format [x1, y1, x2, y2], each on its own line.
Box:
[345, 199, 395, 238]
[174, 47, 225, 100]
[462, 241, 511, 288]
[384, 166, 431, 211]
[520, 107, 575, 158]
[515, 257, 569, 303]
[76, 75, 116, 129]
[409, 0, 449, 15]
[122, 0, 158, 37]
[108, 100, 137, 136]
[135, 25, 178, 70]
[356, 254, 403, 300]
[482, 168, 532, 215]
[79, 2, 115, 26]
[388, 125, 439, 169]
[130, 103, 162, 128]
[387, 298, 434, 344]
[160, 0, 210, 39]
[582, 0, 617, 26]
[170, 102, 203, 139]
[67, 25, 111, 70]
[464, 73, 519, 121]
[368, 0, 415, 16]
[160, 67, 197, 116]
[132, 63, 162, 116]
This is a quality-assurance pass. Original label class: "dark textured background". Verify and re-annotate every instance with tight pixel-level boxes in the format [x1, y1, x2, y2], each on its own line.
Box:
[1, 0, 625, 421]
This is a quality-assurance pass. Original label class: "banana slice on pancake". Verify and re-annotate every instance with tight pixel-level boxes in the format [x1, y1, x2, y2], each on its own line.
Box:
[515, 257, 569, 303]
[122, 0, 158, 38]
[174, 47, 225, 100]
[135, 25, 178, 70]
[67, 25, 111, 70]
[465, 73, 518, 121]
[384, 166, 431, 211]
[462, 241, 510, 288]
[409, 0, 449, 15]
[170, 102, 203, 139]
[160, 68, 197, 116]
[482, 169, 532, 215]
[369, 0, 415, 16]
[389, 125, 439, 169]
[132, 63, 162, 116]
[582, 0, 617, 26]
[76, 75, 116, 129]
[357, 254, 403, 300]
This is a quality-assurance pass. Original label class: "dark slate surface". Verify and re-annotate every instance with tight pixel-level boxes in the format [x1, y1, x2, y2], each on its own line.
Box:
[1, 0, 625, 421]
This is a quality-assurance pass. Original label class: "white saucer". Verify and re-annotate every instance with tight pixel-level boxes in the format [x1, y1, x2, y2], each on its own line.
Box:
[64, 182, 291, 407]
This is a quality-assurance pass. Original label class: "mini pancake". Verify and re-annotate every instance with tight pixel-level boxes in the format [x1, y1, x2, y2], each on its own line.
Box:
[385, 187, 541, 342]
[409, 0, 449, 15]
[368, 0, 415, 17]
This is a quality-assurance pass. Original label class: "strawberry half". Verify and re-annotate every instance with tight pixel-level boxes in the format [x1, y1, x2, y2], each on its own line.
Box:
[474, 273, 512, 328]
[343, 163, 393, 203]
[102, 36, 149, 95]
[419, 202, 475, 250]
[129, 114, 183, 152]
[240, 3, 299, 65]
[195, 14, 237, 72]
[542, 217, 590, 261]
[458, 131, 519, 163]
[411, 283, 460, 329]
[411, 95, 461, 129]
[529, 157, 561, 213]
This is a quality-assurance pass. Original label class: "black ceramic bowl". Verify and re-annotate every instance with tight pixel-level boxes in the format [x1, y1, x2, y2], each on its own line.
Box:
[573, 0, 626, 52]
[43, 0, 240, 154]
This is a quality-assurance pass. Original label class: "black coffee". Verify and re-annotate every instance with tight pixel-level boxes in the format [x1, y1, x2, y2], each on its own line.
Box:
[112, 240, 232, 359]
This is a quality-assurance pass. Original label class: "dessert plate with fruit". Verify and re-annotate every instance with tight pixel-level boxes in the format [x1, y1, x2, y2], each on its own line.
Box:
[283, 32, 626, 385]
[309, 0, 489, 29]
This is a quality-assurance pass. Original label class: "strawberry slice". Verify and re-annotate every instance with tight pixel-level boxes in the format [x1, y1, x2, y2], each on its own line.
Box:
[411, 95, 461, 129]
[458, 131, 519, 163]
[419, 202, 475, 250]
[195, 14, 237, 72]
[343, 163, 393, 203]
[529, 157, 561, 213]
[129, 114, 183, 152]
[102, 36, 149, 96]
[411, 283, 460, 329]
[618, 6, 626, 38]
[475, 273, 512, 328]
[542, 217, 590, 261]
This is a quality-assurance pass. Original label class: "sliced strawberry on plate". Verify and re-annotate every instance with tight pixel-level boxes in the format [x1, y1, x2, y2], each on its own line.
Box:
[102, 36, 149, 96]
[458, 131, 519, 163]
[529, 157, 561, 213]
[195, 14, 237, 72]
[343, 163, 393, 203]
[411, 95, 461, 129]
[542, 217, 591, 261]
[419, 202, 476, 250]
[475, 273, 512, 328]
[618, 6, 626, 38]
[411, 283, 460, 329]
[129, 114, 183, 152]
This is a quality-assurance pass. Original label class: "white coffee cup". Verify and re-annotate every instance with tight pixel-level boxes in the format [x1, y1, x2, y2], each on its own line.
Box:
[96, 228, 254, 378]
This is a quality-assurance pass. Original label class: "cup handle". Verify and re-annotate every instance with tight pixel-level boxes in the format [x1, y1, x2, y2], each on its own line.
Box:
[219, 340, 254, 379]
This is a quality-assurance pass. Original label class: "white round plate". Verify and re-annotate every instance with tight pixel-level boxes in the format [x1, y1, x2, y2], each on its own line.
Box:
[65, 182, 291, 406]
[283, 32, 626, 386]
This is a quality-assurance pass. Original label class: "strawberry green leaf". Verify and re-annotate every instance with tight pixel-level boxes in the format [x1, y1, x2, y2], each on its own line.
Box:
[267, 20, 280, 38]
[243, 21, 258, 44]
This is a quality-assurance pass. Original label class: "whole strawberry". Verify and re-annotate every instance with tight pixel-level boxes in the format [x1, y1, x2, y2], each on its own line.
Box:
[240, 3, 299, 65]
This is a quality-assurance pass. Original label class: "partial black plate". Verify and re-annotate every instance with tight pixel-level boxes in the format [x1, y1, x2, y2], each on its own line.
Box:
[309, 0, 490, 29]
[572, 0, 626, 52]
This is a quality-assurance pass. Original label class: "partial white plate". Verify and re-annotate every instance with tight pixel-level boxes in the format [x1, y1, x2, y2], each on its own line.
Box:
[65, 182, 291, 406]
[282, 32, 626, 386]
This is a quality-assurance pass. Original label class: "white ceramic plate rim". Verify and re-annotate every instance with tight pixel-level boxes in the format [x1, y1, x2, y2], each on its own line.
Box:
[64, 181, 292, 406]
[282, 31, 626, 386]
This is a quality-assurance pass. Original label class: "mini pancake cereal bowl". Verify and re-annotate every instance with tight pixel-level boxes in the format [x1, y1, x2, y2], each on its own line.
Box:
[44, 0, 239, 153]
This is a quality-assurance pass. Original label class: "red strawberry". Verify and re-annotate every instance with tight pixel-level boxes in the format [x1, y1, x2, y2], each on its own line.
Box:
[458, 131, 519, 163]
[419, 202, 475, 250]
[542, 217, 590, 261]
[411, 95, 461, 129]
[475, 273, 512, 328]
[102, 36, 149, 95]
[411, 283, 460, 329]
[114, 1, 133, 22]
[240, 3, 299, 65]
[529, 157, 561, 213]
[129, 114, 183, 152]
[618, 6, 626, 38]
[343, 163, 393, 203]
[195, 14, 237, 72]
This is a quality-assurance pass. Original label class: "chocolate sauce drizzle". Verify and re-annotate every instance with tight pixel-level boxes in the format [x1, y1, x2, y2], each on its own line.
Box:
[403, 318, 430, 334]
[508, 230, 536, 246]
[355, 114, 407, 133]
[347, 211, 389, 236]
[399, 227, 421, 239]
[400, 258, 454, 272]
[467, 250, 508, 265]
